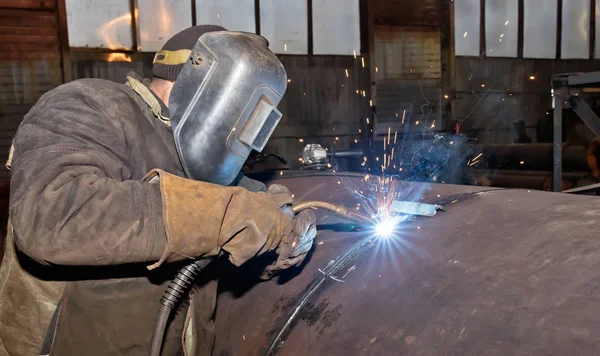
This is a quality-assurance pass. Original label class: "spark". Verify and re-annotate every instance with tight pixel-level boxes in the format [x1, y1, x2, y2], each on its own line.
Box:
[529, 76, 535, 80]
[387, 127, 391, 144]
[450, 141, 454, 145]
[345, 69, 349, 77]
[287, 79, 292, 83]
[361, 57, 365, 68]
[353, 49, 357, 59]
[451, 199, 458, 204]
[327, 163, 332, 168]
[391, 147, 394, 161]
[335, 136, 339, 140]
[415, 121, 419, 125]
[299, 138, 304, 143]
[376, 66, 379, 73]
[468, 160, 479, 166]
[370, 100, 373, 107]
[394, 131, 397, 144]
[364, 175, 370, 181]
[363, 156, 367, 161]
[500, 33, 504, 38]
[354, 139, 358, 143]
[362, 90, 366, 97]
[337, 181, 341, 184]
[383, 154, 387, 167]
[279, 171, 283, 176]
[399, 167, 403, 172]
[472, 152, 483, 161]
[217, 13, 220, 18]
[383, 137, 386, 150]
[356, 90, 359, 94]
[505, 20, 509, 25]
[366, 117, 370, 124]
[284, 43, 288, 51]
[481, 84, 485, 88]
[444, 94, 449, 99]
[402, 110, 406, 124]
[359, 129, 362, 133]
[298, 157, 304, 162]
[431, 120, 436, 129]
[318, 241, 324, 245]
[396, 113, 399, 117]
[463, 31, 468, 38]
[520, 160, 525, 165]
[376, 157, 379, 162]
[291, 194, 295, 199]
[437, 194, 441, 198]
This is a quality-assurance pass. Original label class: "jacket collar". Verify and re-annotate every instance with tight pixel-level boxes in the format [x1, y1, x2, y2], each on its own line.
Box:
[125, 72, 170, 125]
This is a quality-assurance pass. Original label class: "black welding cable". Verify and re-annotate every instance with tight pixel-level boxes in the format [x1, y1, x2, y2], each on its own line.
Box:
[149, 306, 171, 356]
[149, 258, 213, 356]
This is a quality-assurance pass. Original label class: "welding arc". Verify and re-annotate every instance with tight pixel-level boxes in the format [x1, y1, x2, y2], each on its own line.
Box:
[292, 201, 373, 225]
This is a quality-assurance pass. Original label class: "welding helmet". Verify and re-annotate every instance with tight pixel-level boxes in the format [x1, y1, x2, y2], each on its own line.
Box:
[168, 31, 287, 185]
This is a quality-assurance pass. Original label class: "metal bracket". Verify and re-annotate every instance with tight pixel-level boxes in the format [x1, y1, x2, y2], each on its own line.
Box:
[552, 71, 600, 192]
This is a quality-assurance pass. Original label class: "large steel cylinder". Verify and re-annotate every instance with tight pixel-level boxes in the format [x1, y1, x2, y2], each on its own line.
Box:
[212, 172, 600, 355]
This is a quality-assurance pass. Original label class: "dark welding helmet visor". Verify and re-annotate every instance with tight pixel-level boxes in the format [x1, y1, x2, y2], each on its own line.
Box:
[168, 31, 287, 185]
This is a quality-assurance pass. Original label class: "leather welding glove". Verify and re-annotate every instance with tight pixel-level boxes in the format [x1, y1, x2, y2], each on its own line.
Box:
[259, 184, 317, 280]
[143, 169, 295, 270]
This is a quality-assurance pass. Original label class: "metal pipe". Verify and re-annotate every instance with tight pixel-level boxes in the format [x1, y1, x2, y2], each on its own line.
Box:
[292, 201, 373, 225]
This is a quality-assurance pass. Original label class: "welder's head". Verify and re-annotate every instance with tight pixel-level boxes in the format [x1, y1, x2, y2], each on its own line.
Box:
[155, 25, 288, 186]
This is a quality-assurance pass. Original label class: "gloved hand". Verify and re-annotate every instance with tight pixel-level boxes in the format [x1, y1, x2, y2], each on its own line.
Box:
[260, 184, 317, 280]
[143, 169, 302, 270]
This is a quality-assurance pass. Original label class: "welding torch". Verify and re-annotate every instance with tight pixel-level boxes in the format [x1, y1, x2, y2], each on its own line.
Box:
[149, 200, 369, 356]
[291, 200, 373, 225]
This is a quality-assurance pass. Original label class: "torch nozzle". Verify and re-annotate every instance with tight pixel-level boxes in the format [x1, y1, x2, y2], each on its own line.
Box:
[292, 201, 374, 225]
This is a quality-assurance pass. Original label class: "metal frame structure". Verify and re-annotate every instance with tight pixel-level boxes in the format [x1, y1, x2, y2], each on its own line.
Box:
[552, 71, 600, 192]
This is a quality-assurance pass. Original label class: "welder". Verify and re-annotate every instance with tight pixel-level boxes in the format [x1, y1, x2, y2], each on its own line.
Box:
[0, 25, 316, 355]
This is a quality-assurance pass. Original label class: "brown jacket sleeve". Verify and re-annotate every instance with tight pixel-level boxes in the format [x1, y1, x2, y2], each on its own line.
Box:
[9, 81, 167, 266]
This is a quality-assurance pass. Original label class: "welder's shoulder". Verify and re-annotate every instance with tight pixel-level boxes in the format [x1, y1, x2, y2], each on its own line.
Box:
[29, 78, 135, 122]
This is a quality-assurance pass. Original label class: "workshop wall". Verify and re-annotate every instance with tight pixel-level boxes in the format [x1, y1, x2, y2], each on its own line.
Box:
[0, 0, 64, 180]
[454, 57, 600, 144]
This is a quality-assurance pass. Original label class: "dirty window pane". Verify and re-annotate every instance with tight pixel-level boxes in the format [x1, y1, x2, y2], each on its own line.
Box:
[454, 0, 480, 56]
[260, 0, 308, 54]
[66, 0, 133, 49]
[561, 0, 590, 59]
[313, 0, 361, 55]
[195, 0, 256, 33]
[138, 0, 192, 52]
[485, 0, 518, 57]
[523, 0, 557, 58]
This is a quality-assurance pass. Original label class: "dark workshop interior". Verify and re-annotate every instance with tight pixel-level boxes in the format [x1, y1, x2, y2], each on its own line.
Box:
[3, 0, 600, 195]
[4, 1, 600, 354]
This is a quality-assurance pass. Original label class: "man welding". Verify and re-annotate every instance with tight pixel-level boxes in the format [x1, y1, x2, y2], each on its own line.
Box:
[0, 25, 316, 355]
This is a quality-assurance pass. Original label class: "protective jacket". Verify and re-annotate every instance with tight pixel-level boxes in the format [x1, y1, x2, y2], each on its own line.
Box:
[0, 73, 258, 355]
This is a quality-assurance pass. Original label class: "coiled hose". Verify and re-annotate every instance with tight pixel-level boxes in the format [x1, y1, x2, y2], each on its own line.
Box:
[148, 201, 372, 356]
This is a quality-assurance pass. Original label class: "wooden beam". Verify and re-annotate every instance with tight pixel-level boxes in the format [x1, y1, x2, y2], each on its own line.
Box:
[557, 0, 562, 59]
[479, 0, 485, 56]
[517, 0, 524, 58]
[129, 0, 139, 51]
[307, 0, 313, 55]
[56, 0, 71, 83]
[254, 0, 261, 35]
[591, 0, 596, 59]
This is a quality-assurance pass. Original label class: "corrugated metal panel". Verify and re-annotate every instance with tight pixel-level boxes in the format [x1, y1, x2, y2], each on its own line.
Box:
[375, 26, 441, 80]
[374, 26, 442, 133]
[371, 0, 440, 26]
[274, 55, 370, 138]
[0, 60, 62, 104]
